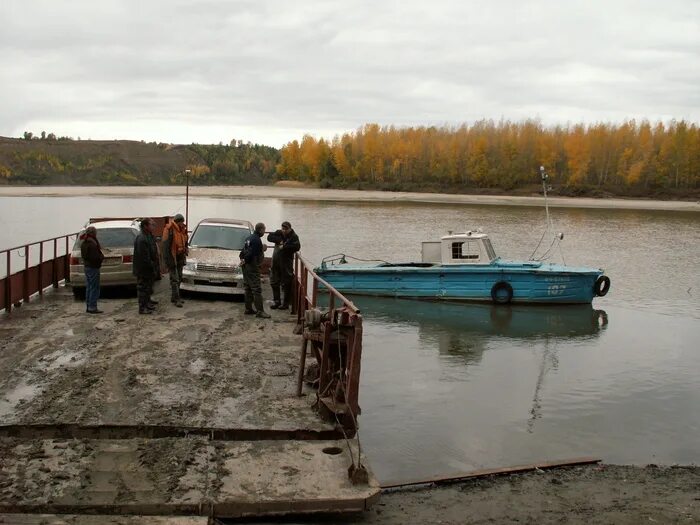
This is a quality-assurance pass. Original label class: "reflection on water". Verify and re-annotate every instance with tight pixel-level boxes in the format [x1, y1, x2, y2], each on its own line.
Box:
[358, 299, 700, 482]
[1, 194, 699, 483]
[359, 297, 608, 341]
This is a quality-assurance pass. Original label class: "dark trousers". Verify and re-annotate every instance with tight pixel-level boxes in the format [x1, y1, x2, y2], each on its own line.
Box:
[84, 267, 100, 311]
[242, 262, 264, 312]
[168, 263, 184, 301]
[270, 253, 294, 306]
[137, 275, 154, 310]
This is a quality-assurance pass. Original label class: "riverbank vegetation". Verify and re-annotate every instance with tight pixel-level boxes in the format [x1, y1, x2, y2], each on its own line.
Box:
[0, 136, 278, 186]
[276, 120, 700, 198]
[2, 120, 699, 199]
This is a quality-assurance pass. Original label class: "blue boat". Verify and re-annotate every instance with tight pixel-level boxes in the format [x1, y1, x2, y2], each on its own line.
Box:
[315, 231, 611, 305]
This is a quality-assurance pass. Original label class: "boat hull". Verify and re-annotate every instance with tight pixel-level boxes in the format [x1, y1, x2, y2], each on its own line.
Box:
[316, 263, 604, 304]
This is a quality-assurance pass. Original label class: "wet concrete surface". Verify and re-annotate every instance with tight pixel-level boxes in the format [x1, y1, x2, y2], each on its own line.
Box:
[0, 282, 329, 433]
[0, 282, 379, 518]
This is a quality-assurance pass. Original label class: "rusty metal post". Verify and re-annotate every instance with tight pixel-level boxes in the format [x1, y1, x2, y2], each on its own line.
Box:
[23, 245, 29, 303]
[291, 254, 299, 315]
[344, 318, 364, 418]
[64, 236, 71, 283]
[5, 251, 10, 313]
[301, 266, 308, 317]
[38, 242, 44, 296]
[296, 338, 308, 397]
[318, 322, 333, 401]
[52, 238, 58, 288]
[311, 278, 318, 308]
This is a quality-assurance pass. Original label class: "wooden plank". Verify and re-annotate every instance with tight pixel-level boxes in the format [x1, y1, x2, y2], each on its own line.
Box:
[380, 457, 602, 490]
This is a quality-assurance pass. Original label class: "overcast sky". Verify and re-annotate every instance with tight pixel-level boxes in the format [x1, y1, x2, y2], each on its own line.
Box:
[2, 0, 699, 146]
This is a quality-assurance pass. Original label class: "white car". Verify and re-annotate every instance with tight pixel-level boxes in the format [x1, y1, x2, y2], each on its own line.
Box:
[70, 220, 140, 298]
[181, 218, 254, 295]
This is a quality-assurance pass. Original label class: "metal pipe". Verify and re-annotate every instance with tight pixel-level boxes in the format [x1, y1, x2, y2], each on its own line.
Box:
[38, 242, 43, 296]
[5, 251, 10, 313]
[23, 246, 29, 303]
[380, 457, 602, 490]
[185, 169, 191, 227]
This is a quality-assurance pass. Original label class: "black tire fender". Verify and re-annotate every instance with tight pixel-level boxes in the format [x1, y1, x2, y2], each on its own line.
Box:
[491, 281, 513, 304]
[594, 276, 611, 297]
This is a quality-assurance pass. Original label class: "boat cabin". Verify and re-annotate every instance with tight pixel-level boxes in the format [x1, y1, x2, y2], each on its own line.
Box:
[421, 231, 497, 265]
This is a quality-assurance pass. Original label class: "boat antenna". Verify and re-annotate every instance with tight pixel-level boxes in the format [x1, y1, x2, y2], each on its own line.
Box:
[529, 166, 564, 262]
[541, 166, 553, 232]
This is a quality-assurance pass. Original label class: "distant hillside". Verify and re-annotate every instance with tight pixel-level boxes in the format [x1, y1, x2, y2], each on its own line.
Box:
[0, 136, 280, 186]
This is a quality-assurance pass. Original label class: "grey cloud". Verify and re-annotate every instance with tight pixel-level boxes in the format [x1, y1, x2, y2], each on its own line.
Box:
[1, 0, 699, 146]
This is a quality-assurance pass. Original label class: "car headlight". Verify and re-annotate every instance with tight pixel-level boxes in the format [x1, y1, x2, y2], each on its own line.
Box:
[184, 261, 197, 271]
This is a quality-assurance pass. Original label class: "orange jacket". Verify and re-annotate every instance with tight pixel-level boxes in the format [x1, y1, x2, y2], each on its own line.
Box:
[163, 221, 188, 264]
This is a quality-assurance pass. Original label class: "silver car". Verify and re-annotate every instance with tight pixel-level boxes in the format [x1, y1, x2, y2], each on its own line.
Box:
[70, 220, 140, 298]
[181, 218, 254, 295]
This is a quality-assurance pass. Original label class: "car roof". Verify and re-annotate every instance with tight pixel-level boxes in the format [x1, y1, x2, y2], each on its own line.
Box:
[86, 220, 139, 230]
[198, 218, 253, 228]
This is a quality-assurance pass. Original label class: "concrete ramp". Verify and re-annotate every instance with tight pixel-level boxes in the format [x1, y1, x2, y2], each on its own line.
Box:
[0, 437, 379, 518]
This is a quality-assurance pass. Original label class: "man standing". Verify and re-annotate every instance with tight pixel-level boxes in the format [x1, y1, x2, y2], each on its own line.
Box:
[240, 222, 271, 319]
[80, 225, 104, 314]
[162, 214, 188, 307]
[267, 221, 300, 310]
[133, 218, 158, 314]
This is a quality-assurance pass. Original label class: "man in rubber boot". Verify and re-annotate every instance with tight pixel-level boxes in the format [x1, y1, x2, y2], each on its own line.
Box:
[80, 225, 104, 314]
[163, 214, 188, 307]
[240, 222, 270, 318]
[267, 221, 300, 310]
[133, 218, 158, 315]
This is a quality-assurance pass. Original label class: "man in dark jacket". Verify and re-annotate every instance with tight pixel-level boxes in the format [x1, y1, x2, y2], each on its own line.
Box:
[267, 221, 301, 310]
[133, 218, 159, 314]
[240, 222, 270, 319]
[80, 225, 104, 314]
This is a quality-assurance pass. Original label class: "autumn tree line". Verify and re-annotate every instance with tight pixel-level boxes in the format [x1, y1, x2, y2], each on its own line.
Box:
[0, 137, 279, 186]
[276, 120, 700, 197]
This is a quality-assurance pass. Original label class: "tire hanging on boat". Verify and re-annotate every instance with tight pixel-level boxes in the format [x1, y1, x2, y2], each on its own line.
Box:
[594, 276, 611, 297]
[491, 281, 513, 304]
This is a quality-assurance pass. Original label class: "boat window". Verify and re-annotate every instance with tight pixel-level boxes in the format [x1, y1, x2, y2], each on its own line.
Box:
[483, 238, 496, 260]
[451, 241, 480, 260]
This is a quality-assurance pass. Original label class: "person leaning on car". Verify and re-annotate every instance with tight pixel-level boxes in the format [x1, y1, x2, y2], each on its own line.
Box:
[80, 225, 105, 314]
[266, 221, 300, 310]
[133, 218, 159, 315]
[240, 222, 270, 319]
[162, 214, 188, 307]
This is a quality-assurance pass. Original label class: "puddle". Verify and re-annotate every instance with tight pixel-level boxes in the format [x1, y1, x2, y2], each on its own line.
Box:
[0, 380, 42, 419]
[37, 348, 87, 371]
[188, 358, 207, 375]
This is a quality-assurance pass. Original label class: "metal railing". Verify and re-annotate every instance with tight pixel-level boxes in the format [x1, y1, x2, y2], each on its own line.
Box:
[293, 254, 363, 432]
[1, 233, 79, 313]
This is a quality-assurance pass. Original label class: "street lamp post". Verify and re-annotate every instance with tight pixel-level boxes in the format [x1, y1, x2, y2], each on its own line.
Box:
[185, 169, 191, 226]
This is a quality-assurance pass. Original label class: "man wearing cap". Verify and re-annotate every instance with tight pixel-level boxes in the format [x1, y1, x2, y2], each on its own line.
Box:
[239, 222, 271, 318]
[162, 214, 188, 307]
[267, 221, 301, 310]
[133, 218, 158, 314]
[80, 225, 104, 314]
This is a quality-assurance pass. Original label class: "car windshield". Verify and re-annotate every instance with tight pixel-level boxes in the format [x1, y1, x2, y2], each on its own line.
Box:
[190, 225, 250, 250]
[73, 228, 137, 250]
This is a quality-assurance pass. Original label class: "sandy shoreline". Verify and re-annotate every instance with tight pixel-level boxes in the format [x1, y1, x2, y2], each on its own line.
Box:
[0, 185, 698, 212]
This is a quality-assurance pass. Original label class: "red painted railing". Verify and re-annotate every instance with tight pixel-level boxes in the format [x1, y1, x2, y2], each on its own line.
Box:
[1, 233, 79, 313]
[293, 254, 363, 432]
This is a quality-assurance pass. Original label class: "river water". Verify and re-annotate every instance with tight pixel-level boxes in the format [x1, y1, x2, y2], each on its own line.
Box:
[1, 193, 699, 483]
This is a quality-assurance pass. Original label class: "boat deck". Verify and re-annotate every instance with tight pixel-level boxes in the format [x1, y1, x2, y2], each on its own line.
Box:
[0, 281, 379, 520]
